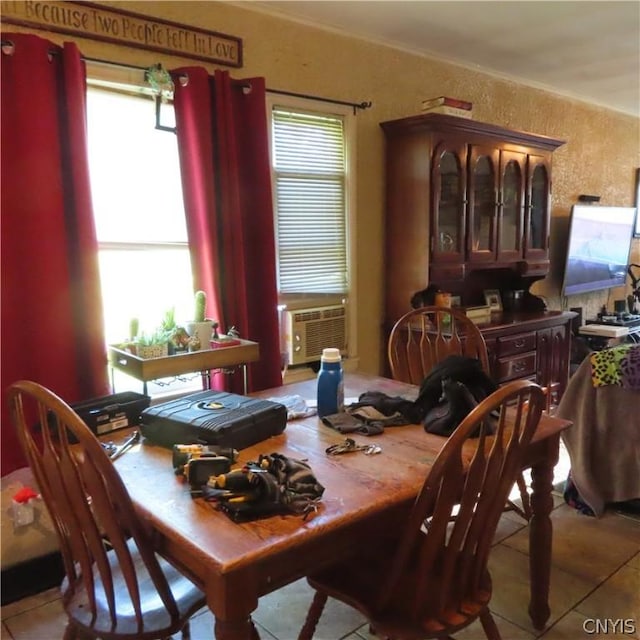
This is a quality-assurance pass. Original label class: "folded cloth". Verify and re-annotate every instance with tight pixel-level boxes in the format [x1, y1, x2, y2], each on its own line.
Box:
[320, 413, 384, 435]
[321, 397, 412, 436]
[349, 391, 416, 420]
[321, 412, 364, 433]
[351, 423, 385, 436]
[266, 394, 317, 419]
[348, 406, 410, 429]
[348, 405, 389, 421]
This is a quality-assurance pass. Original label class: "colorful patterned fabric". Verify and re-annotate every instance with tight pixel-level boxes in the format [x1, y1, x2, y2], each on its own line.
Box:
[563, 471, 595, 516]
[589, 344, 640, 390]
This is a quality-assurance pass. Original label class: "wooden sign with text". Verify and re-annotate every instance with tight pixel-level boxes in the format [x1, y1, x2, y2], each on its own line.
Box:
[1, 1, 242, 67]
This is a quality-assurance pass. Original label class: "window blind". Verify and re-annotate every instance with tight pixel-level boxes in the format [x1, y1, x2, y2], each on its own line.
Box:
[272, 108, 347, 294]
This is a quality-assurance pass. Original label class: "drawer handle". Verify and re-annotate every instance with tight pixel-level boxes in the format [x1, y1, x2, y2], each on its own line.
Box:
[514, 339, 526, 348]
[513, 362, 526, 372]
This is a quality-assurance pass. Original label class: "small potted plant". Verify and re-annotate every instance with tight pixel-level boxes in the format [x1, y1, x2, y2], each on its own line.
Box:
[135, 329, 169, 359]
[169, 326, 190, 353]
[161, 307, 189, 354]
[185, 290, 213, 351]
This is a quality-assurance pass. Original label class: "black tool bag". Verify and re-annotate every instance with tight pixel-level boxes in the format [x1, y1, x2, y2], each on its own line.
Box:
[202, 453, 325, 522]
[140, 391, 287, 450]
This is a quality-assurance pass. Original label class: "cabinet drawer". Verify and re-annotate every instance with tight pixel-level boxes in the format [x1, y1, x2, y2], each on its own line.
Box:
[497, 332, 536, 356]
[496, 353, 536, 381]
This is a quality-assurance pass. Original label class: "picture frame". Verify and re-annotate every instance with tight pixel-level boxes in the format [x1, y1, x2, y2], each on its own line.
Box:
[483, 289, 503, 312]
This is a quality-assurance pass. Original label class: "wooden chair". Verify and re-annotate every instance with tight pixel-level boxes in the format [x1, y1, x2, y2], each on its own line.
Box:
[388, 306, 490, 385]
[298, 379, 546, 640]
[388, 306, 532, 521]
[6, 380, 208, 640]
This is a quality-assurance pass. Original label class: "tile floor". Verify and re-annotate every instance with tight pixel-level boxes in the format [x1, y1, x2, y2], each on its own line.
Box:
[2, 451, 639, 640]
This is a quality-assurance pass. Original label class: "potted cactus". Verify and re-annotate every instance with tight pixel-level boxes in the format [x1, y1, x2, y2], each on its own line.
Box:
[117, 317, 141, 355]
[185, 290, 213, 351]
[129, 317, 140, 342]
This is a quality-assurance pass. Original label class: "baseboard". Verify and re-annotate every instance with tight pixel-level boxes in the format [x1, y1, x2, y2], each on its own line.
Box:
[1, 551, 64, 605]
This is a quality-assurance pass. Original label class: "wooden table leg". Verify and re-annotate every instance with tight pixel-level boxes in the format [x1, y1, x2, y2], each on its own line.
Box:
[207, 572, 259, 640]
[527, 435, 559, 630]
[213, 617, 256, 640]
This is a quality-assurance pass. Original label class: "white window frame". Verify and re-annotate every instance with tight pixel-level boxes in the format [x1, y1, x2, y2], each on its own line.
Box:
[86, 65, 201, 397]
[266, 94, 358, 361]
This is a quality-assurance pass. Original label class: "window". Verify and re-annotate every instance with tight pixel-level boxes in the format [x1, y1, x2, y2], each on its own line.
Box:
[270, 104, 351, 295]
[86, 84, 199, 395]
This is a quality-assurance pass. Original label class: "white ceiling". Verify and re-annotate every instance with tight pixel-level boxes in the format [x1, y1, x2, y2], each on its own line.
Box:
[244, 0, 640, 117]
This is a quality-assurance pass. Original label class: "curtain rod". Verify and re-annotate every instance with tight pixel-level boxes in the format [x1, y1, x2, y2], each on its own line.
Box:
[1, 42, 372, 113]
[87, 57, 372, 112]
[266, 88, 372, 113]
[88, 56, 372, 113]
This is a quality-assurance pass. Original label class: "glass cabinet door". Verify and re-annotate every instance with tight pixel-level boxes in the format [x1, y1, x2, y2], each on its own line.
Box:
[431, 140, 466, 263]
[468, 146, 498, 262]
[498, 151, 525, 261]
[526, 155, 551, 259]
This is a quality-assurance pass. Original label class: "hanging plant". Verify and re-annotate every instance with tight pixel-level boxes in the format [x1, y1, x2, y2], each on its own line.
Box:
[145, 63, 174, 103]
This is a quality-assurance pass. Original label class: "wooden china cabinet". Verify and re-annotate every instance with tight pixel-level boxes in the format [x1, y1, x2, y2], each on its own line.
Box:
[381, 113, 575, 408]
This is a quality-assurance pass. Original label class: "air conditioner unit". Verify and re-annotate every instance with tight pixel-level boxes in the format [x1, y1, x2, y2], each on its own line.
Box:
[285, 305, 347, 365]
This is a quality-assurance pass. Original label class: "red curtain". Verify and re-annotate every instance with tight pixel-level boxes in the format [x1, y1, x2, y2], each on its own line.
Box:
[172, 68, 282, 392]
[1, 33, 109, 474]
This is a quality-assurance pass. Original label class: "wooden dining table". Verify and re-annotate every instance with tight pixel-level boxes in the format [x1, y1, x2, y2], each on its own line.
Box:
[113, 373, 571, 640]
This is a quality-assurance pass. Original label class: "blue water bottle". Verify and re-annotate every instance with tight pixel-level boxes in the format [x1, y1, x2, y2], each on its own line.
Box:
[317, 348, 344, 418]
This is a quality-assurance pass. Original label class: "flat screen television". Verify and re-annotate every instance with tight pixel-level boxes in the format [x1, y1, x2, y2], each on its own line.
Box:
[562, 205, 637, 297]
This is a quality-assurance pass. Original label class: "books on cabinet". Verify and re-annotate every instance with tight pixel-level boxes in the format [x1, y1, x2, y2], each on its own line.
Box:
[421, 96, 473, 119]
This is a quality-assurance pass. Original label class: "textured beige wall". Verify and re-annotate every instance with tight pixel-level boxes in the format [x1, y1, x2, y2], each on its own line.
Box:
[6, 1, 639, 373]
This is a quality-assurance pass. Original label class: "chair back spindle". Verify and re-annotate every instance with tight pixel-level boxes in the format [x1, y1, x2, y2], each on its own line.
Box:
[388, 306, 490, 385]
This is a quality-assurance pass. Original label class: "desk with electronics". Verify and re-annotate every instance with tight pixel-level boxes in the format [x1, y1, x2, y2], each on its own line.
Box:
[106, 373, 571, 640]
[578, 263, 640, 351]
[578, 310, 640, 348]
[577, 262, 640, 349]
